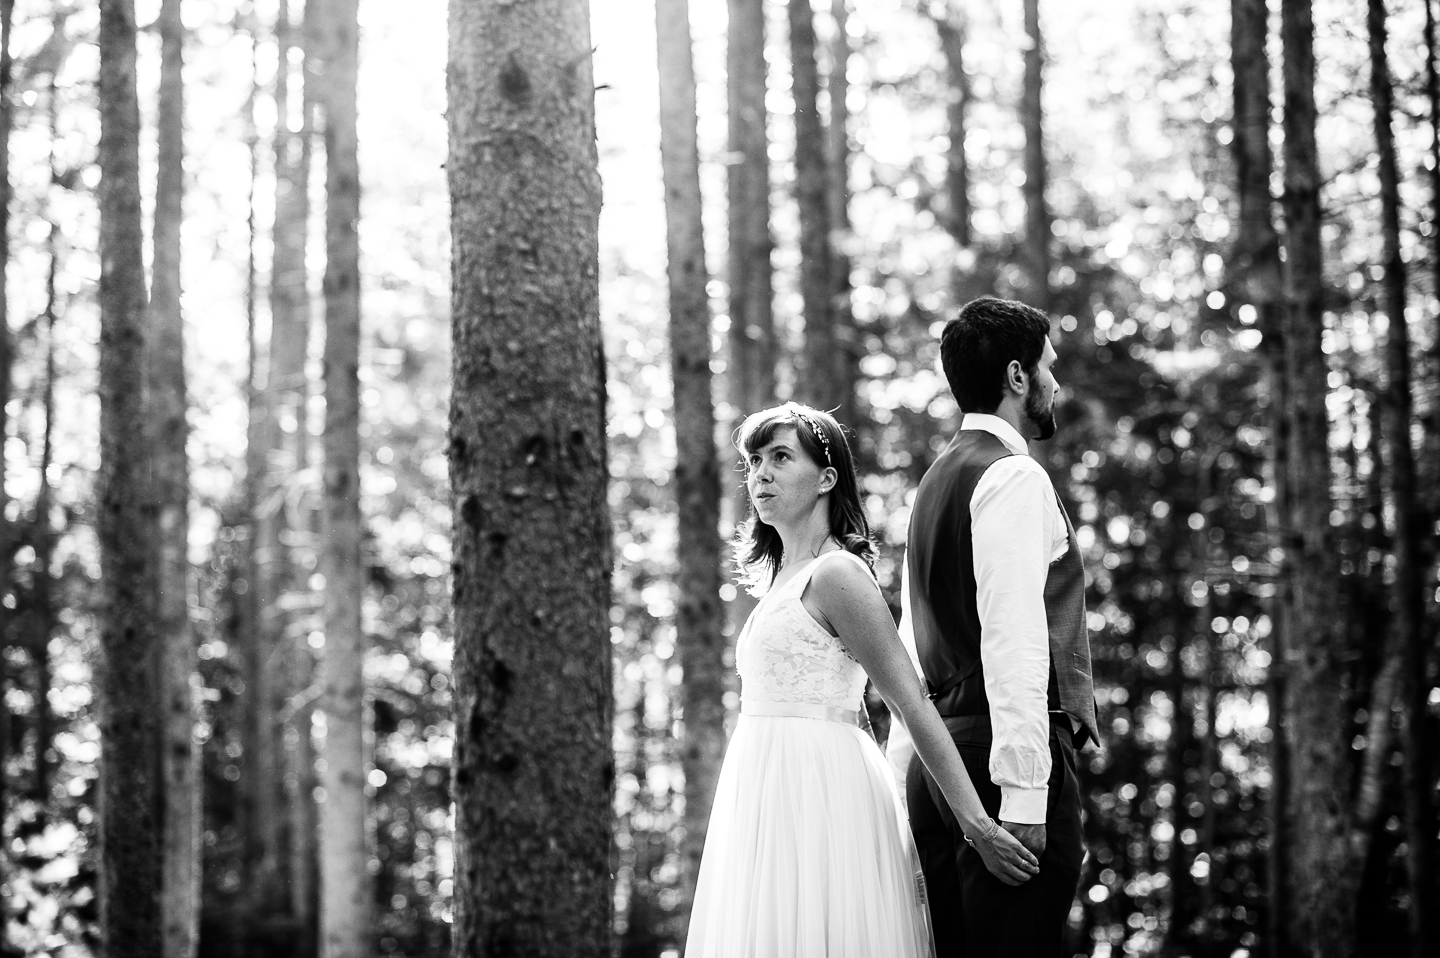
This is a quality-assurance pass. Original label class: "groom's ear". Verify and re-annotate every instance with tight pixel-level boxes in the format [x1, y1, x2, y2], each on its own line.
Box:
[1005, 359, 1027, 395]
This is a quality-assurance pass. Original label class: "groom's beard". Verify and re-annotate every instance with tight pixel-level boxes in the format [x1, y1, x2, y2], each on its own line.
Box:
[1026, 386, 1057, 441]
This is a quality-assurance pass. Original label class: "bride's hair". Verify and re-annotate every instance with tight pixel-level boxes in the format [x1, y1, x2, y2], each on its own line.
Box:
[732, 402, 875, 591]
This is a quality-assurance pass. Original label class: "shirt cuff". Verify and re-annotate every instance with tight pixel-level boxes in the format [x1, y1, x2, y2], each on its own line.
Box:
[999, 785, 1048, 824]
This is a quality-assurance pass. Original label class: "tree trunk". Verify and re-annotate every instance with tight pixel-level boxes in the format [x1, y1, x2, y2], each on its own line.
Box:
[151, 1, 199, 953]
[97, 1, 161, 954]
[935, 4, 971, 248]
[1279, 3, 1357, 955]
[727, 0, 776, 419]
[1367, 3, 1436, 953]
[447, 0, 612, 951]
[655, 0, 725, 936]
[1166, 587, 1196, 954]
[1228, 4, 1290, 951]
[33, 194, 58, 815]
[0, 0, 13, 909]
[1425, 0, 1440, 506]
[726, 0, 775, 644]
[1020, 0, 1050, 310]
[826, 0, 857, 429]
[791, 0, 833, 407]
[317, 0, 369, 954]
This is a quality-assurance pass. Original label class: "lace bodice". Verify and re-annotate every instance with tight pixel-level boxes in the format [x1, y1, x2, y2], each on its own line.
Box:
[735, 551, 870, 712]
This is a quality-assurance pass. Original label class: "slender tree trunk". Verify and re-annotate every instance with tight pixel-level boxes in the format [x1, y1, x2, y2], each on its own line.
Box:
[1280, 3, 1357, 955]
[1166, 587, 1195, 954]
[655, 0, 725, 936]
[935, 4, 971, 248]
[727, 0, 775, 644]
[33, 206, 58, 815]
[826, 0, 857, 428]
[1368, 4, 1437, 953]
[150, 1, 199, 953]
[447, 0, 612, 951]
[317, 0, 369, 954]
[97, 1, 161, 954]
[1228, 5, 1290, 951]
[727, 0, 776, 418]
[1020, 0, 1050, 310]
[241, 26, 270, 937]
[1426, 0, 1440, 501]
[0, 0, 13, 910]
[791, 0, 832, 406]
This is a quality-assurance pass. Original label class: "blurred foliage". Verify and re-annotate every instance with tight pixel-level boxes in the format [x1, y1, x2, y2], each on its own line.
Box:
[0, 0, 1436, 956]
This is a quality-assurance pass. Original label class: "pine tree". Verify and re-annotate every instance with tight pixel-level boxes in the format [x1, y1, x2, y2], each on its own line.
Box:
[151, 0, 199, 953]
[318, 0, 370, 953]
[1020, 0, 1051, 309]
[655, 0, 725, 933]
[447, 0, 612, 950]
[791, 0, 833, 405]
[1279, 2, 1358, 954]
[97, 0, 162, 953]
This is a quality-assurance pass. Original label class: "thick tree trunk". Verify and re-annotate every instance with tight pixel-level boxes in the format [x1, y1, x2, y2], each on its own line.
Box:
[935, 4, 971, 248]
[791, 0, 833, 407]
[151, 1, 199, 954]
[655, 0, 725, 936]
[1020, 0, 1050, 310]
[826, 0, 857, 428]
[726, 0, 775, 643]
[1367, 4, 1437, 954]
[97, 1, 161, 954]
[317, 0, 369, 955]
[447, 0, 612, 951]
[1228, 5, 1290, 951]
[1279, 3, 1357, 955]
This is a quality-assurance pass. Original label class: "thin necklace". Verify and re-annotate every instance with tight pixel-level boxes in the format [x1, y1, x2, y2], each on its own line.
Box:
[779, 532, 836, 573]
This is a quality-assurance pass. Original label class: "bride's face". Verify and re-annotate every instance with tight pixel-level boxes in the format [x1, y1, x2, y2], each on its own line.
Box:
[745, 426, 831, 527]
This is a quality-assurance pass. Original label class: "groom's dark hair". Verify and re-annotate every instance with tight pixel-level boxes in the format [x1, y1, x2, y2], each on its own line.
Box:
[941, 296, 1052, 413]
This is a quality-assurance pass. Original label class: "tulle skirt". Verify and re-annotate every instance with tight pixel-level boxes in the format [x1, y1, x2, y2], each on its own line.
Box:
[684, 713, 935, 958]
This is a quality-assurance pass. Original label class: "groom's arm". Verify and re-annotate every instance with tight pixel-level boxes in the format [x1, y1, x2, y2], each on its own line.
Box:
[971, 459, 1055, 827]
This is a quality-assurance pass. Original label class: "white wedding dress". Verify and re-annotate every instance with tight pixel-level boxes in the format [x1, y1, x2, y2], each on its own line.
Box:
[684, 550, 935, 958]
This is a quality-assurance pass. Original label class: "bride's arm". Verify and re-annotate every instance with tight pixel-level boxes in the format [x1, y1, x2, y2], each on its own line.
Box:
[808, 559, 1040, 886]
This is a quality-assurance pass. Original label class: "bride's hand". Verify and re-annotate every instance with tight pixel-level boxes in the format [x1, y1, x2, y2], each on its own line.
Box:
[969, 820, 1041, 886]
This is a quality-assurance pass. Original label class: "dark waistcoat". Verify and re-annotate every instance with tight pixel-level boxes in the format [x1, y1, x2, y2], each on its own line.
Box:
[906, 429, 1099, 748]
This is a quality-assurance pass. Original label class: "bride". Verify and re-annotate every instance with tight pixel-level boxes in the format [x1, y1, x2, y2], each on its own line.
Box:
[684, 403, 1038, 958]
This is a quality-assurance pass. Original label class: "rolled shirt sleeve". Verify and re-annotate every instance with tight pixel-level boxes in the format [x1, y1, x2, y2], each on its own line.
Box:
[971, 458, 1056, 824]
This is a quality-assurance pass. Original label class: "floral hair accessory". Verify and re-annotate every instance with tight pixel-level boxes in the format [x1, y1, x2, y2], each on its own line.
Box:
[797, 412, 832, 466]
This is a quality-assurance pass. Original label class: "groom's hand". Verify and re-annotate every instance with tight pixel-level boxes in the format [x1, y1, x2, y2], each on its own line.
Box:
[1001, 821, 1047, 860]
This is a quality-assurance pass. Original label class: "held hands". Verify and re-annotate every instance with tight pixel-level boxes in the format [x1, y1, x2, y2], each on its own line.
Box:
[966, 818, 1041, 886]
[1000, 821, 1047, 859]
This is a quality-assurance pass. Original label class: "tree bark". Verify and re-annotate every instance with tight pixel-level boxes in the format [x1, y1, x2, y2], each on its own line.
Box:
[1367, 4, 1436, 954]
[447, 0, 612, 951]
[826, 0, 857, 429]
[1279, 3, 1357, 955]
[726, 0, 775, 644]
[727, 0, 776, 418]
[1020, 0, 1050, 310]
[33, 163, 58, 814]
[791, 0, 833, 407]
[151, 1, 199, 953]
[1426, 0, 1440, 506]
[97, 1, 162, 954]
[0, 0, 13, 910]
[1228, 5, 1290, 951]
[317, 0, 369, 954]
[655, 0, 725, 936]
[935, 4, 971, 248]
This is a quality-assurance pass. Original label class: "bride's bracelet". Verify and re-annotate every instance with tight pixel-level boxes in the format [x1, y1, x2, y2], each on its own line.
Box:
[964, 818, 1000, 847]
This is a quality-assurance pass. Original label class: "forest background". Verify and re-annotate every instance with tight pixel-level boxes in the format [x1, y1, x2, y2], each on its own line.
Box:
[0, 0, 1436, 957]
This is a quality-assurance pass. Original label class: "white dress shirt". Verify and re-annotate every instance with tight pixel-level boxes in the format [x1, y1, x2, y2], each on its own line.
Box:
[892, 413, 1068, 825]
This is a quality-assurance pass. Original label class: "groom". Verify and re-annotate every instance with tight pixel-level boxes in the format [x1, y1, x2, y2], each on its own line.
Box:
[902, 296, 1099, 957]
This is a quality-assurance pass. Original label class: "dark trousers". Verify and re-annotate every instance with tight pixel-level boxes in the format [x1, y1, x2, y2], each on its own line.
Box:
[906, 716, 1085, 958]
